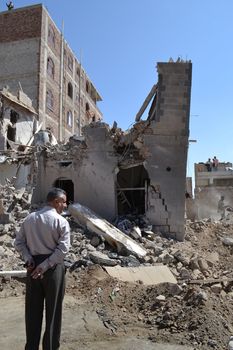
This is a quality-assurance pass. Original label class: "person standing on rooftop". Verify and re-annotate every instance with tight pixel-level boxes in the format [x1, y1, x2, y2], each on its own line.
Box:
[212, 156, 219, 171]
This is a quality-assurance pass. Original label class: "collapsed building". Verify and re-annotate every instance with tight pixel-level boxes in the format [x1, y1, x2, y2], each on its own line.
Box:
[0, 87, 37, 188]
[0, 61, 192, 241]
[31, 61, 192, 241]
[0, 0, 192, 240]
[0, 5, 192, 241]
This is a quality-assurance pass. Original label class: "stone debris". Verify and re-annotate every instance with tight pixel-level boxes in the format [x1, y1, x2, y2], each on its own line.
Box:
[68, 203, 147, 259]
[228, 336, 233, 350]
[89, 251, 119, 266]
[221, 237, 233, 246]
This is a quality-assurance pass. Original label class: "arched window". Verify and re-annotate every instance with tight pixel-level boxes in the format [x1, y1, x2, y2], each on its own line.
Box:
[67, 110, 73, 127]
[47, 57, 55, 79]
[68, 56, 73, 71]
[68, 82, 73, 99]
[48, 25, 55, 48]
[86, 81, 89, 93]
[46, 90, 54, 111]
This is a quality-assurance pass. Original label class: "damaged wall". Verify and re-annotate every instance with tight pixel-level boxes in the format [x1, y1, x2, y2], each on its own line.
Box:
[0, 89, 37, 150]
[194, 162, 233, 219]
[34, 61, 192, 241]
[0, 89, 37, 190]
[34, 125, 118, 221]
[142, 62, 192, 239]
[0, 162, 31, 188]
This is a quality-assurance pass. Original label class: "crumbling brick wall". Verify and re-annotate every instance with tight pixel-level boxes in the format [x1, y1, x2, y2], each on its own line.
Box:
[0, 5, 42, 42]
[0, 6, 42, 108]
[142, 62, 192, 240]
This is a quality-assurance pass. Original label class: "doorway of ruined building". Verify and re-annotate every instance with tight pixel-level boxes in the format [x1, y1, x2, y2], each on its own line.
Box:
[116, 164, 149, 215]
[54, 178, 74, 205]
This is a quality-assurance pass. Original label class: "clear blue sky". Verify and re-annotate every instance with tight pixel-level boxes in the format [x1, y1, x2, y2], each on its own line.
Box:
[7, 0, 233, 179]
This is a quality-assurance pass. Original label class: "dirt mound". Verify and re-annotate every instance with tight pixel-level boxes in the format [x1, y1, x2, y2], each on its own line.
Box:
[64, 220, 233, 349]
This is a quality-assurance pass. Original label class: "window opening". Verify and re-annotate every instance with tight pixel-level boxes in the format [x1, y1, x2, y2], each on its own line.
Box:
[86, 81, 89, 93]
[48, 25, 55, 47]
[68, 56, 73, 71]
[47, 57, 55, 79]
[59, 161, 72, 167]
[10, 110, 19, 124]
[67, 110, 73, 127]
[54, 178, 74, 205]
[46, 90, 54, 111]
[68, 82, 73, 99]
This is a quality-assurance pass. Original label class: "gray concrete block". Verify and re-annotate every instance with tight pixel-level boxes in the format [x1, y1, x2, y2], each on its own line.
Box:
[0, 213, 12, 224]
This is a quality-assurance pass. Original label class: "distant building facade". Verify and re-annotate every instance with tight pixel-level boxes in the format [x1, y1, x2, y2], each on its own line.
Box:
[194, 162, 233, 219]
[0, 4, 102, 141]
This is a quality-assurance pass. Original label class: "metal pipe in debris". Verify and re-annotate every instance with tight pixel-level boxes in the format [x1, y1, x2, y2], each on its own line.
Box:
[0, 270, 26, 278]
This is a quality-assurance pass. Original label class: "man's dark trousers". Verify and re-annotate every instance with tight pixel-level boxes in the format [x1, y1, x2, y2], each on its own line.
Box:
[25, 261, 65, 350]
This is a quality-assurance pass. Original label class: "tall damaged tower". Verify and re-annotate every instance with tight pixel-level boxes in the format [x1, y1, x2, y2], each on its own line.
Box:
[143, 61, 192, 240]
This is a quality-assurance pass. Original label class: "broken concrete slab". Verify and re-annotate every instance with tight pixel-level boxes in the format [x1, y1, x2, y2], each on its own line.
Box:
[104, 265, 177, 285]
[89, 251, 119, 266]
[68, 203, 147, 259]
[135, 84, 157, 122]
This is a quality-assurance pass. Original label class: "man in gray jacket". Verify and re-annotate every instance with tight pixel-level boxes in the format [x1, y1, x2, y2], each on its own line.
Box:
[15, 188, 70, 350]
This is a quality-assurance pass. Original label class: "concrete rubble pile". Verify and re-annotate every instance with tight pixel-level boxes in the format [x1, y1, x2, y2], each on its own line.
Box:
[0, 178, 33, 270]
[2, 181, 233, 347]
[74, 218, 233, 349]
[42, 121, 148, 164]
[1, 177, 233, 287]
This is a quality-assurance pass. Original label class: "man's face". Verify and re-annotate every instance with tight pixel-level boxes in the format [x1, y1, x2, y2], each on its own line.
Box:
[53, 194, 67, 214]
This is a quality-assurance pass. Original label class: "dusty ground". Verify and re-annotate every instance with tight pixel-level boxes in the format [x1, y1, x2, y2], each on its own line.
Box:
[2, 219, 233, 349]
[0, 297, 192, 350]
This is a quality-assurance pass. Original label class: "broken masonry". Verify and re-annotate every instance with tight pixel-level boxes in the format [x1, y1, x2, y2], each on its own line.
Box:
[33, 61, 192, 241]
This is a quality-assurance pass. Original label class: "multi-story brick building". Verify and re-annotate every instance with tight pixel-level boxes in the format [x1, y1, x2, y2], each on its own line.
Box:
[0, 4, 102, 141]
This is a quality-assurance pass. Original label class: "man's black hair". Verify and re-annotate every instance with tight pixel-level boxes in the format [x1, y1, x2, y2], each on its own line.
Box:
[47, 188, 66, 202]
